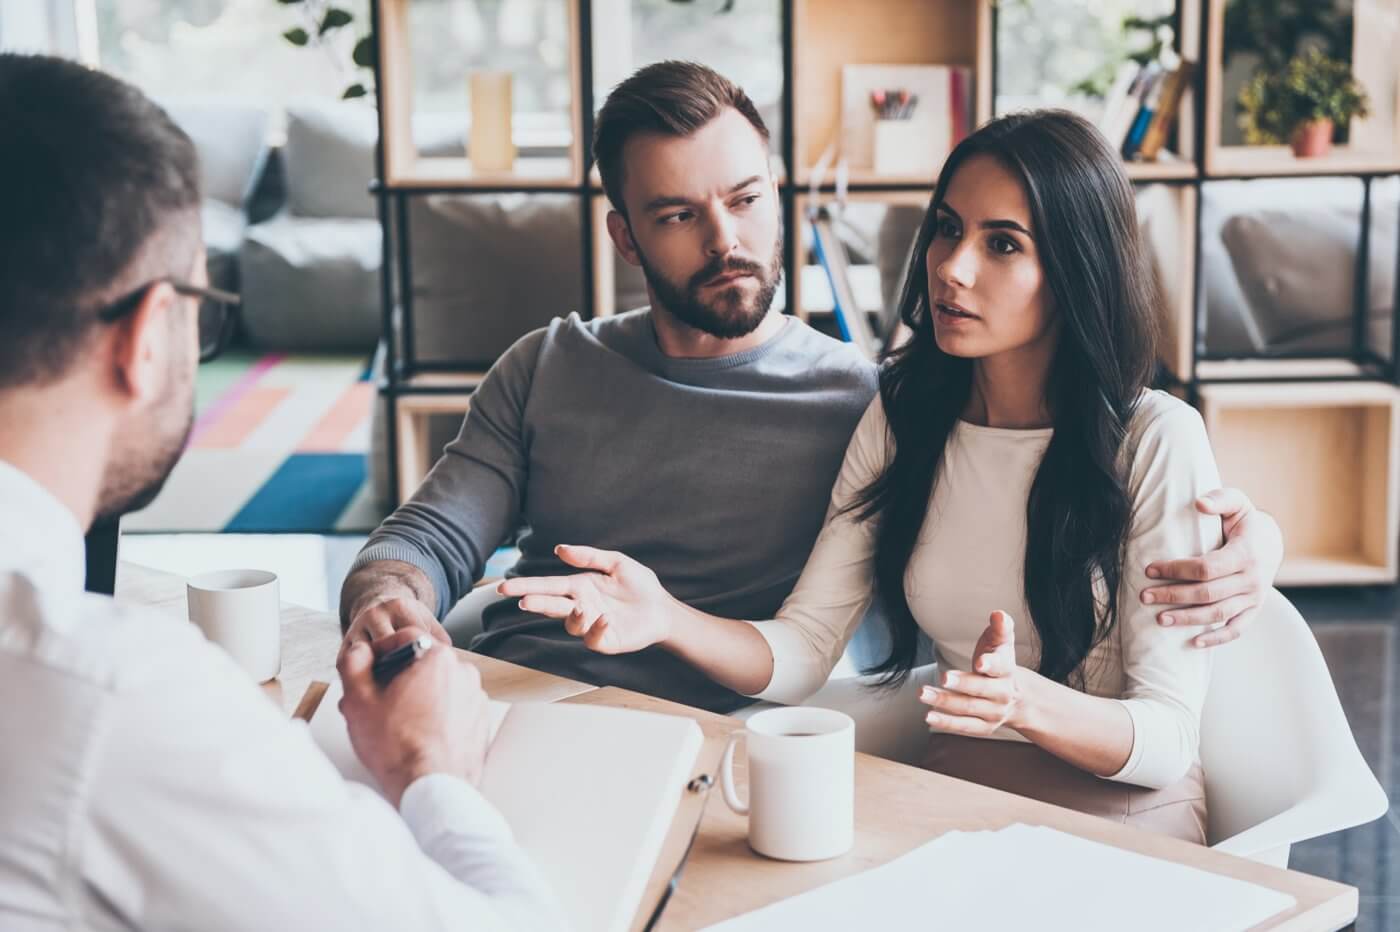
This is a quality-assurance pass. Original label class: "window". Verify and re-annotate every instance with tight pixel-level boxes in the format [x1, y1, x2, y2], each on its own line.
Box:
[91, 0, 370, 107]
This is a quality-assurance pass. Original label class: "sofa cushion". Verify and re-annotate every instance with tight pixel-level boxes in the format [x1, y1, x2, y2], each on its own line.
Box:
[237, 214, 382, 351]
[406, 193, 582, 365]
[1219, 200, 1395, 350]
[283, 104, 380, 220]
[201, 200, 247, 293]
[161, 101, 270, 207]
[283, 105, 466, 220]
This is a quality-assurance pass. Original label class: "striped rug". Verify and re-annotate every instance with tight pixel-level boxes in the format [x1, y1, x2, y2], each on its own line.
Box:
[123, 351, 389, 533]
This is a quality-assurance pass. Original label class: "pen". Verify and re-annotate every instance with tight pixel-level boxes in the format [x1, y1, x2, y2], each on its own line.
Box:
[372, 633, 434, 684]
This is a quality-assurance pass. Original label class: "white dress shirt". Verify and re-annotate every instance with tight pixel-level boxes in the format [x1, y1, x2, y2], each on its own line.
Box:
[0, 459, 567, 930]
[746, 391, 1222, 789]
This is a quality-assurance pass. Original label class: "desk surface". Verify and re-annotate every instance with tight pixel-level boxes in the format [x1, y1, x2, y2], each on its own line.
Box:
[116, 563, 1357, 932]
[566, 688, 1359, 932]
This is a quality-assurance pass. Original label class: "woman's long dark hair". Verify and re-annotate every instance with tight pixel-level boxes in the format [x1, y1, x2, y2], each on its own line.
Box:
[853, 109, 1159, 689]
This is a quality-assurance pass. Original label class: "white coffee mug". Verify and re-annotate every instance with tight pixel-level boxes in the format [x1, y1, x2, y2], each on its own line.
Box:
[187, 569, 281, 683]
[720, 706, 855, 861]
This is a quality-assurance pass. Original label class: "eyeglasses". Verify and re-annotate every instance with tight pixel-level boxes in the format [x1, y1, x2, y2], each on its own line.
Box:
[95, 278, 241, 363]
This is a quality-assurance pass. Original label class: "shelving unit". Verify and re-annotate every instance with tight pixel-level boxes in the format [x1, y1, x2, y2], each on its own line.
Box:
[1201, 0, 1400, 178]
[370, 0, 1400, 585]
[1198, 381, 1400, 585]
[1174, 0, 1400, 583]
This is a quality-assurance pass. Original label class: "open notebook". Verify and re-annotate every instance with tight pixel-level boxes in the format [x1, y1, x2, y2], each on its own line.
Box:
[308, 681, 704, 932]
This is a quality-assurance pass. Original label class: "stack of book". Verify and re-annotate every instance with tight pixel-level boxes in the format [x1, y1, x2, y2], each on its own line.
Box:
[1099, 58, 1195, 162]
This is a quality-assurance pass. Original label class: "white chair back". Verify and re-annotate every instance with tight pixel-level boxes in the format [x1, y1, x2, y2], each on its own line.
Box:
[1199, 589, 1387, 865]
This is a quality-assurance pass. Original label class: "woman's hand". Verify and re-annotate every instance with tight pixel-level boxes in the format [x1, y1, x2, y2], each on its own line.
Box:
[495, 545, 677, 654]
[1142, 487, 1284, 648]
[920, 611, 1030, 736]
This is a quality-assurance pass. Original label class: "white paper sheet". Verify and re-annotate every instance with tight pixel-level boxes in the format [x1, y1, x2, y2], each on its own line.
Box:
[703, 823, 1297, 932]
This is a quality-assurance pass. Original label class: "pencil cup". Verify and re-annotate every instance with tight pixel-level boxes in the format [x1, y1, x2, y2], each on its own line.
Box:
[187, 570, 281, 683]
[873, 119, 936, 177]
[719, 706, 855, 861]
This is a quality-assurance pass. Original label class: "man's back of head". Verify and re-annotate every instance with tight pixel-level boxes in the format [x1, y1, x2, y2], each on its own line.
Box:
[0, 53, 206, 527]
[0, 53, 202, 390]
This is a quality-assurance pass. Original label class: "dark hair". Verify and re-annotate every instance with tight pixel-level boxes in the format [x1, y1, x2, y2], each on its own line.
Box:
[0, 53, 201, 389]
[593, 60, 769, 214]
[853, 109, 1159, 689]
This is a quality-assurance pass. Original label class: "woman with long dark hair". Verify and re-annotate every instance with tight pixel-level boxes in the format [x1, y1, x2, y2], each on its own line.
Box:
[502, 109, 1224, 841]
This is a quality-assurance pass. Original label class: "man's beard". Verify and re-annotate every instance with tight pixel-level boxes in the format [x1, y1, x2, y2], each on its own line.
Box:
[635, 229, 784, 339]
[93, 405, 194, 525]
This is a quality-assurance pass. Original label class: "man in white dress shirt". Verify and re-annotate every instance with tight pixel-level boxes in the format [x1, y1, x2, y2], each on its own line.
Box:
[0, 53, 565, 930]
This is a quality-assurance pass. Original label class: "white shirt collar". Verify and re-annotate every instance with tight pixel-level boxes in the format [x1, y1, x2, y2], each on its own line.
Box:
[0, 458, 87, 594]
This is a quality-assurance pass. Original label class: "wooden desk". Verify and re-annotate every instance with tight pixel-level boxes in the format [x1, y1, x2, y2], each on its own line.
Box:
[113, 562, 597, 711]
[113, 562, 1357, 931]
[565, 688, 1360, 932]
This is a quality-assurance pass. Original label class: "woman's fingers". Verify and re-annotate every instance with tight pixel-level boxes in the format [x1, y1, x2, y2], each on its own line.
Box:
[517, 594, 577, 619]
[920, 686, 1007, 723]
[936, 670, 1010, 701]
[924, 710, 999, 738]
[497, 575, 583, 598]
[554, 544, 625, 574]
[581, 617, 614, 653]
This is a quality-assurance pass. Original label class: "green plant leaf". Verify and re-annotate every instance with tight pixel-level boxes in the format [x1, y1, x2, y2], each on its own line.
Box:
[320, 8, 353, 35]
[1237, 48, 1369, 143]
[282, 27, 310, 46]
[342, 83, 369, 100]
[352, 35, 375, 69]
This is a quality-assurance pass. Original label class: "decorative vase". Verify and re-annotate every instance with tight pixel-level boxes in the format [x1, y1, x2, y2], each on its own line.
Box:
[1290, 119, 1334, 158]
[468, 70, 515, 173]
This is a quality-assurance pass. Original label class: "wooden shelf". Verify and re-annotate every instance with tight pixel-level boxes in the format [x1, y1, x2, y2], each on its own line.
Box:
[386, 156, 580, 190]
[394, 373, 485, 500]
[376, 0, 583, 192]
[400, 372, 486, 395]
[1275, 557, 1399, 588]
[791, 0, 991, 188]
[1125, 153, 1198, 182]
[1195, 359, 1384, 382]
[1198, 381, 1400, 586]
[1203, 0, 1400, 178]
[1205, 146, 1400, 179]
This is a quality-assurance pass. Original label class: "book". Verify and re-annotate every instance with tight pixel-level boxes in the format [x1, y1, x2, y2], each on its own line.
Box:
[1105, 61, 1160, 154]
[307, 682, 705, 932]
[949, 66, 971, 146]
[1122, 64, 1169, 158]
[809, 206, 880, 359]
[1098, 60, 1142, 146]
[1136, 62, 1195, 161]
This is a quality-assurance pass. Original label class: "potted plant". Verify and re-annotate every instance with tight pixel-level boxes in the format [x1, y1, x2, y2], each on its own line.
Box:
[1238, 48, 1370, 157]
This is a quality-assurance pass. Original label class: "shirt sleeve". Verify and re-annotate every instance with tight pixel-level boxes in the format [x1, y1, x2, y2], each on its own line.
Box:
[743, 396, 889, 704]
[353, 328, 547, 617]
[80, 628, 569, 931]
[1104, 400, 1223, 789]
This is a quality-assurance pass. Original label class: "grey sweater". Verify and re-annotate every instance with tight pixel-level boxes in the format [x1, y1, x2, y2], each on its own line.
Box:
[354, 309, 878, 711]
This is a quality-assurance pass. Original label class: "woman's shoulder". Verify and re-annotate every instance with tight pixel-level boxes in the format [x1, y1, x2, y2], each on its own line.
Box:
[1121, 390, 1217, 492]
[1126, 389, 1209, 450]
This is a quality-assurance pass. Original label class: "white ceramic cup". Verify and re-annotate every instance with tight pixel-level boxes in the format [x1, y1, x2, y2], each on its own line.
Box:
[186, 569, 281, 683]
[719, 706, 855, 861]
